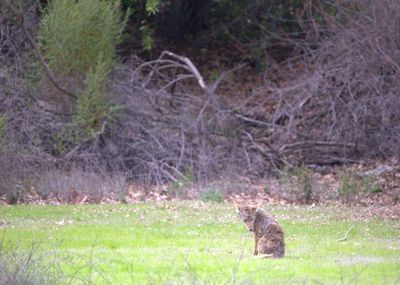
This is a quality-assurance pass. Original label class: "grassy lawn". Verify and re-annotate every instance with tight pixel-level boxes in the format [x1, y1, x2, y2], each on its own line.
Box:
[0, 201, 399, 284]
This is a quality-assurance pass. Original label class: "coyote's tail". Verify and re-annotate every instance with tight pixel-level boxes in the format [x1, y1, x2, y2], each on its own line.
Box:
[257, 254, 274, 258]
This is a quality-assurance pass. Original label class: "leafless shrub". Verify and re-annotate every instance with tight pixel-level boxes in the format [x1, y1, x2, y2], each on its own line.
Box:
[35, 169, 126, 203]
[0, 240, 60, 285]
[0, 77, 67, 194]
[0, 238, 116, 285]
[104, 53, 246, 185]
[0, 1, 46, 194]
[0, 0, 38, 77]
[237, 0, 400, 169]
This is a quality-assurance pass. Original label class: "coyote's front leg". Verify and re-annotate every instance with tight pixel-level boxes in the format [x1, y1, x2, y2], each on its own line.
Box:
[254, 234, 259, 255]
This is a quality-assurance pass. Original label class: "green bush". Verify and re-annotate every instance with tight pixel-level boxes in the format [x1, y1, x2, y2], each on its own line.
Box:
[38, 0, 127, 135]
[39, 0, 124, 77]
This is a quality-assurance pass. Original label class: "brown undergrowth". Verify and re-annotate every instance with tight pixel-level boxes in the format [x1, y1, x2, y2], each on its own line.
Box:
[1, 161, 399, 220]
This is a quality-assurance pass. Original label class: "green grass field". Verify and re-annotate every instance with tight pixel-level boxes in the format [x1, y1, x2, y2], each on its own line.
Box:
[0, 202, 399, 284]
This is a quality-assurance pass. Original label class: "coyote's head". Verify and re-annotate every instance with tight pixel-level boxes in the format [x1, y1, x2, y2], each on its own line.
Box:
[233, 202, 258, 232]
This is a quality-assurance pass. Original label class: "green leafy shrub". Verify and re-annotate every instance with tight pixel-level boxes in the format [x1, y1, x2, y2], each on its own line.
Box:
[38, 0, 127, 135]
[38, 0, 124, 77]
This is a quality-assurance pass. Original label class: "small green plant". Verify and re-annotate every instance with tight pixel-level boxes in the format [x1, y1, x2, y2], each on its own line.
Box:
[361, 175, 382, 193]
[369, 183, 382, 193]
[338, 170, 358, 203]
[53, 130, 66, 155]
[127, 0, 160, 50]
[279, 165, 315, 203]
[166, 168, 195, 198]
[6, 188, 20, 205]
[168, 180, 184, 198]
[296, 165, 313, 203]
[139, 24, 154, 50]
[145, 0, 160, 14]
[200, 188, 224, 203]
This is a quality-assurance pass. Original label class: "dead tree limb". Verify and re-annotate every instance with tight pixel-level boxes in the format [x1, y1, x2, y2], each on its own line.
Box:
[134, 50, 244, 110]
[279, 141, 356, 152]
[162, 51, 208, 91]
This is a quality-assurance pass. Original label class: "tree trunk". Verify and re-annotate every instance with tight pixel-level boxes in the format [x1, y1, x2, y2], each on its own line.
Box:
[167, 0, 211, 39]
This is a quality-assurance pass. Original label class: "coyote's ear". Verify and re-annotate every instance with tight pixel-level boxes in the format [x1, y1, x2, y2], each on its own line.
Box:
[256, 201, 263, 209]
[233, 201, 240, 212]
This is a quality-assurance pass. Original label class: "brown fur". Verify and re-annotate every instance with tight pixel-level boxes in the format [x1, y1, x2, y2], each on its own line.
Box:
[234, 202, 285, 258]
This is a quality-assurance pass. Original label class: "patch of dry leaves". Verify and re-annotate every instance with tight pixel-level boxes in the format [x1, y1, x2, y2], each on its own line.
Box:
[1, 161, 399, 220]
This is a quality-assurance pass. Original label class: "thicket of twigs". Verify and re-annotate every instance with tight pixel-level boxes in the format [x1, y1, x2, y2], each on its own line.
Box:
[239, 0, 400, 168]
[0, 0, 399, 197]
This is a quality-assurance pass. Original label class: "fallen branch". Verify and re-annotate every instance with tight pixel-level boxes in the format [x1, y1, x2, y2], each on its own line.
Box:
[279, 141, 356, 152]
[336, 224, 355, 242]
[135, 50, 243, 112]
[235, 113, 277, 128]
[163, 51, 208, 91]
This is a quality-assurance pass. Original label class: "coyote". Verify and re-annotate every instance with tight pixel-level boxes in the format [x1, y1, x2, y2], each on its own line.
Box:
[234, 202, 285, 258]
